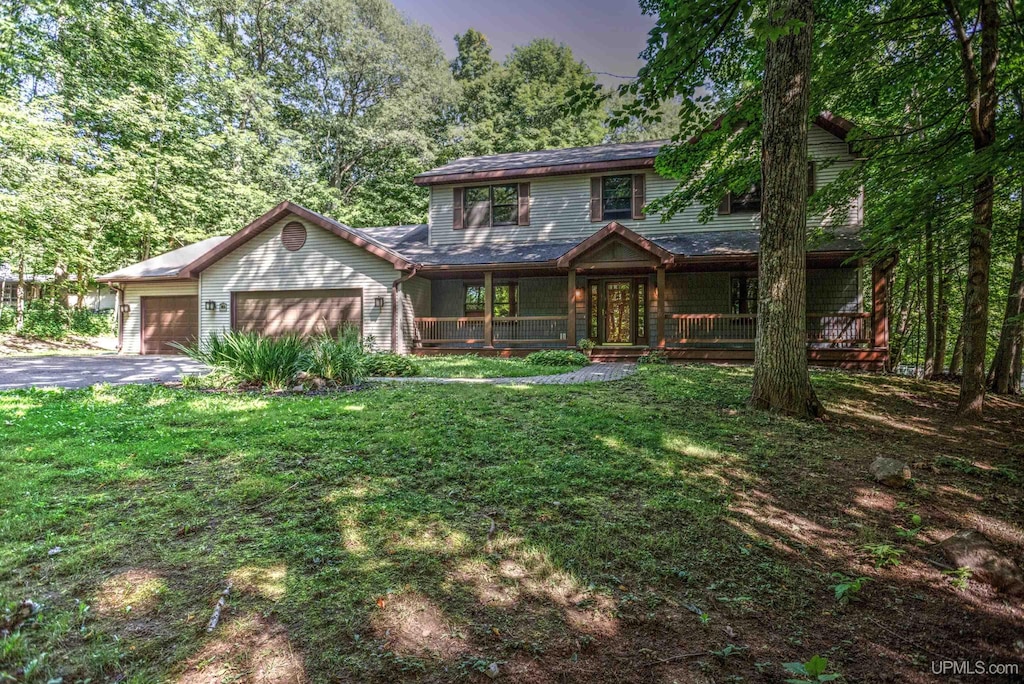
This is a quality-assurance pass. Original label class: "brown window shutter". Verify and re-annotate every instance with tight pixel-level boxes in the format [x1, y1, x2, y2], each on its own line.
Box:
[517, 182, 530, 225]
[453, 187, 464, 229]
[718, 192, 732, 215]
[590, 177, 602, 222]
[807, 161, 816, 197]
[631, 174, 646, 220]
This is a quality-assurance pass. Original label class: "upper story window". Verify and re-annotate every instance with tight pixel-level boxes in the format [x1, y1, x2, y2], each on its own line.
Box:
[719, 162, 816, 215]
[601, 176, 633, 220]
[464, 184, 519, 228]
[590, 173, 646, 222]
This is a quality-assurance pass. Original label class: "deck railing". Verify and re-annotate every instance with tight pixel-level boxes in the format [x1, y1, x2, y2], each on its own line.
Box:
[415, 315, 569, 345]
[665, 312, 870, 347]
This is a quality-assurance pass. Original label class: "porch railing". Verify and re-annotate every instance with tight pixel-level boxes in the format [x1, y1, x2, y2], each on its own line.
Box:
[414, 317, 485, 344]
[665, 312, 870, 347]
[415, 315, 569, 345]
[494, 316, 568, 343]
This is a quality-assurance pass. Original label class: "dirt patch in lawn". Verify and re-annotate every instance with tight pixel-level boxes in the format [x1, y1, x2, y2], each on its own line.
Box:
[0, 333, 116, 356]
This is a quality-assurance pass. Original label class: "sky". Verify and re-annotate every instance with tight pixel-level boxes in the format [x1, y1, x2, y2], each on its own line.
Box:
[390, 0, 655, 83]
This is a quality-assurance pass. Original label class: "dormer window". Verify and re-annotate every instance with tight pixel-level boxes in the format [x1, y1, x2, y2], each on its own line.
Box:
[464, 184, 519, 228]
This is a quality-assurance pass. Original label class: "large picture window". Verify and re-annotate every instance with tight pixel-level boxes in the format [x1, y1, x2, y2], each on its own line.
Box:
[464, 282, 518, 317]
[601, 175, 633, 220]
[464, 184, 519, 228]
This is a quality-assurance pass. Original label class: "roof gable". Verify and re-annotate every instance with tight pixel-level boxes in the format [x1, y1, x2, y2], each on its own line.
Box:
[180, 202, 412, 277]
[555, 222, 674, 268]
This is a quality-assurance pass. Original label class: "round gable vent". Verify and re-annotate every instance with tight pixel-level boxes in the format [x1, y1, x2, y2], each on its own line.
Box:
[281, 221, 306, 251]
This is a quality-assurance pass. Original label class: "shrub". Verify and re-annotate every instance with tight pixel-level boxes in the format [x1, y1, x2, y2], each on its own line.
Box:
[306, 332, 365, 385]
[524, 350, 590, 367]
[637, 350, 668, 364]
[364, 352, 421, 377]
[577, 338, 596, 352]
[173, 331, 307, 389]
[21, 300, 71, 339]
[0, 307, 14, 333]
[69, 309, 115, 336]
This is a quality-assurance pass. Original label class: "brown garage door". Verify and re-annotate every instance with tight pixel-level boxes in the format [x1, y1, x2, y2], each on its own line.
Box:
[232, 289, 362, 338]
[141, 296, 198, 355]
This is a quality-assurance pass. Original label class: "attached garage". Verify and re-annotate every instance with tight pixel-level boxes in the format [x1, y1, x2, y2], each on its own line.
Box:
[232, 289, 362, 338]
[141, 295, 199, 354]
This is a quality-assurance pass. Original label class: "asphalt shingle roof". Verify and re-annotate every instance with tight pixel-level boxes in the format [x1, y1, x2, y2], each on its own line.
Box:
[98, 236, 230, 280]
[415, 140, 666, 182]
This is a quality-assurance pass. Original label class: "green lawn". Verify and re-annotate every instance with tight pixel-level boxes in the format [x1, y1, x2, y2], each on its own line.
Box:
[1, 366, 1021, 683]
[410, 353, 587, 378]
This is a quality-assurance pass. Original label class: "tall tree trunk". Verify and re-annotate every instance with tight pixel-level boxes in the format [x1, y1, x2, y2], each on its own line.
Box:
[749, 0, 823, 418]
[924, 221, 937, 378]
[989, 188, 1024, 394]
[950, 325, 964, 376]
[887, 259, 916, 372]
[15, 255, 25, 332]
[935, 238, 949, 376]
[944, 0, 999, 419]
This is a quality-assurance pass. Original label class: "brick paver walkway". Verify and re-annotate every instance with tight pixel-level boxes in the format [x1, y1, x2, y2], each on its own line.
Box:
[368, 362, 637, 386]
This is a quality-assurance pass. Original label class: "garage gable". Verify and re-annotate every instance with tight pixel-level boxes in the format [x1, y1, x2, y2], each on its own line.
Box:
[198, 214, 400, 348]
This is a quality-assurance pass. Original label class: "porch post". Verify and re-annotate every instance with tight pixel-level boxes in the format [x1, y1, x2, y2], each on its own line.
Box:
[871, 263, 888, 348]
[567, 269, 576, 348]
[484, 271, 493, 348]
[656, 265, 666, 348]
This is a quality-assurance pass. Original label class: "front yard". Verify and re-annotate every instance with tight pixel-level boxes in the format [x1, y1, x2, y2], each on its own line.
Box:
[1, 366, 1022, 682]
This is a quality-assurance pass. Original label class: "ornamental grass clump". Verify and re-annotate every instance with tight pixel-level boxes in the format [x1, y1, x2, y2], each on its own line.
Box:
[306, 329, 365, 385]
[173, 331, 309, 390]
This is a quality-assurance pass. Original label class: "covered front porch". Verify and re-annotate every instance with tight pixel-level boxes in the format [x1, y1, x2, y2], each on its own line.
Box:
[409, 225, 889, 369]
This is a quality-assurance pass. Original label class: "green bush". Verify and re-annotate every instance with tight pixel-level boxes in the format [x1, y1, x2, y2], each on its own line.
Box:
[577, 338, 596, 352]
[524, 350, 590, 367]
[0, 307, 14, 333]
[306, 332, 365, 385]
[173, 331, 307, 389]
[364, 352, 421, 377]
[70, 308, 115, 336]
[21, 300, 71, 339]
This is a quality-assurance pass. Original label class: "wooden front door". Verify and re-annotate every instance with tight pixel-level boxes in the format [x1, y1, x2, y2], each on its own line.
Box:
[604, 280, 633, 344]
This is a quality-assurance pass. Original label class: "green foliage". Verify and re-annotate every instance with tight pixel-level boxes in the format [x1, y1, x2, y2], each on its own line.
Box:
[20, 301, 72, 340]
[0, 307, 14, 333]
[69, 309, 115, 337]
[523, 350, 590, 367]
[784, 655, 842, 683]
[174, 331, 307, 389]
[576, 338, 597, 352]
[861, 543, 904, 568]
[830, 573, 870, 605]
[364, 353, 421, 378]
[306, 332, 365, 386]
[943, 566, 973, 591]
[637, 350, 669, 365]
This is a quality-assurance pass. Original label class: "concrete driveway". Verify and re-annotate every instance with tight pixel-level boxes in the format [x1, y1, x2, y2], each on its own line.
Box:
[0, 355, 207, 391]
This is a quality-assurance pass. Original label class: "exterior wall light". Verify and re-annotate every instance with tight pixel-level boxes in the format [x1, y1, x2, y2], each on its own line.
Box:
[120, 303, 131, 315]
[373, 296, 386, 309]
[204, 300, 217, 311]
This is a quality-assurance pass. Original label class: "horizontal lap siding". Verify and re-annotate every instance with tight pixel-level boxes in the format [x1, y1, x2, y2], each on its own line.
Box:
[429, 127, 861, 246]
[199, 217, 400, 349]
[120, 281, 199, 354]
[401, 276, 431, 352]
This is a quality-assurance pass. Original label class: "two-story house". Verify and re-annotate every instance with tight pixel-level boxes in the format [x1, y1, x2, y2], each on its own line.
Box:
[99, 113, 889, 369]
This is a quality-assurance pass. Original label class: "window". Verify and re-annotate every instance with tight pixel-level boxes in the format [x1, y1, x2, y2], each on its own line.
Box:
[636, 281, 646, 340]
[463, 184, 519, 228]
[464, 282, 518, 317]
[588, 282, 599, 339]
[601, 175, 633, 219]
[731, 184, 762, 213]
[731, 276, 758, 314]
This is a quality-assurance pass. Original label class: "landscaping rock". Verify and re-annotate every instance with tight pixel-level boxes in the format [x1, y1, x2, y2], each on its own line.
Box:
[937, 530, 1024, 596]
[870, 457, 911, 487]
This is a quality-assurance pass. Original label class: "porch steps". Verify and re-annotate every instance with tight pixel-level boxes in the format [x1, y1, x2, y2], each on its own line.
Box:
[589, 347, 649, 362]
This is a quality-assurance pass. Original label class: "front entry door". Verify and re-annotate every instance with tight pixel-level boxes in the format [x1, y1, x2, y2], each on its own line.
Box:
[604, 281, 633, 344]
